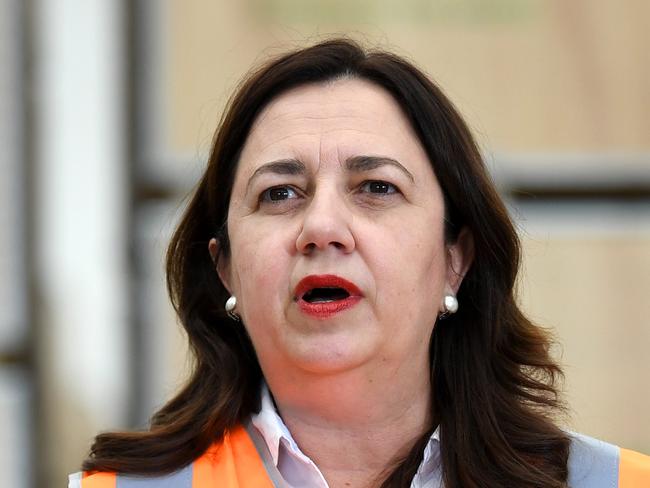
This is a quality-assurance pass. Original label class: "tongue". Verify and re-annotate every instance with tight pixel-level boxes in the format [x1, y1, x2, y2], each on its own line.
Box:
[303, 287, 350, 303]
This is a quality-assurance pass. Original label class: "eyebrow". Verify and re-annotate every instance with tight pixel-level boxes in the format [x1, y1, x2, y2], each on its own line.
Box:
[246, 154, 415, 192]
[345, 155, 414, 183]
[246, 159, 306, 193]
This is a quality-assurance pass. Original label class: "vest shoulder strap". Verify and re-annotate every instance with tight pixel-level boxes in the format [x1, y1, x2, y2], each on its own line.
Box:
[193, 423, 277, 487]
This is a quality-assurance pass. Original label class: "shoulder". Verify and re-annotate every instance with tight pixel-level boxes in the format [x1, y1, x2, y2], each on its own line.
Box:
[68, 424, 275, 488]
[68, 471, 116, 488]
[568, 432, 650, 488]
[618, 447, 650, 487]
[81, 467, 193, 487]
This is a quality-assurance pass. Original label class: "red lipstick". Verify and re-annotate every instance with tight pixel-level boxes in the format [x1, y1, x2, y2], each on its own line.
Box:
[294, 274, 363, 319]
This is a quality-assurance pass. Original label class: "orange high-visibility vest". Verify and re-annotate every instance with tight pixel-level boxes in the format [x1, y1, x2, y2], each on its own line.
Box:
[79, 424, 282, 488]
[77, 424, 650, 488]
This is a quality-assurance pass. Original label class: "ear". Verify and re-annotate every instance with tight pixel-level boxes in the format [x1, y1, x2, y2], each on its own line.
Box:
[445, 227, 474, 294]
[208, 238, 233, 294]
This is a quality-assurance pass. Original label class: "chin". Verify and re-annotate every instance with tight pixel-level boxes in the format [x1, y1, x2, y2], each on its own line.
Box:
[281, 335, 377, 375]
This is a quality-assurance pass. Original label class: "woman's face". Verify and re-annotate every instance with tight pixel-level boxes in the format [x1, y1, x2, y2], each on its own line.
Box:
[216, 78, 469, 378]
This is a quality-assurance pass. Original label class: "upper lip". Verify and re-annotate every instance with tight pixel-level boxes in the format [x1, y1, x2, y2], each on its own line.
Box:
[294, 274, 363, 300]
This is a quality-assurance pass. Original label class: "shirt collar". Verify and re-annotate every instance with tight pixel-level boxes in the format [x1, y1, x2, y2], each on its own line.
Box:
[250, 383, 288, 465]
[250, 384, 442, 472]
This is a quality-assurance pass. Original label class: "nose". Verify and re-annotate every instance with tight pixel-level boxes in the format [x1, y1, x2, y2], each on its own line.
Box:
[295, 189, 356, 255]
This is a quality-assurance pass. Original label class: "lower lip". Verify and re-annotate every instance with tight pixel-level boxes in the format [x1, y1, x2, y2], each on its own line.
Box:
[297, 296, 362, 319]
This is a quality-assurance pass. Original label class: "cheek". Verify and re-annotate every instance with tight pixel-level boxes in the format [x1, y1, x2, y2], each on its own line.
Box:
[229, 221, 293, 317]
[368, 212, 447, 317]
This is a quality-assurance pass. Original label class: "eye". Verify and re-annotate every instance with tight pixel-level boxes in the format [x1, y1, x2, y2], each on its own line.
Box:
[359, 180, 399, 195]
[260, 185, 300, 203]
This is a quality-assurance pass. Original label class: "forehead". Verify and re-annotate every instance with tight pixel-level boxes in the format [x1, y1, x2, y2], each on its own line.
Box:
[238, 78, 429, 168]
[252, 78, 407, 129]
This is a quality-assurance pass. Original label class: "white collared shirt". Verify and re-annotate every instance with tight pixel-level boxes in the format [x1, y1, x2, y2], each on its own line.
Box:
[251, 385, 444, 488]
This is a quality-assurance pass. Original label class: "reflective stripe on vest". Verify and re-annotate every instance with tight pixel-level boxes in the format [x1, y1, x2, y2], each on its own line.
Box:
[568, 432, 619, 487]
[567, 432, 650, 488]
[81, 426, 650, 487]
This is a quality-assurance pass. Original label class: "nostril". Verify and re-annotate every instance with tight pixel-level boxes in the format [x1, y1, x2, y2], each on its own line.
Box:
[296, 217, 356, 253]
[300, 240, 346, 253]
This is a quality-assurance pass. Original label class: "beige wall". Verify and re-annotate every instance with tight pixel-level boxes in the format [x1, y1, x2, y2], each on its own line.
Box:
[164, 0, 649, 158]
[520, 231, 650, 450]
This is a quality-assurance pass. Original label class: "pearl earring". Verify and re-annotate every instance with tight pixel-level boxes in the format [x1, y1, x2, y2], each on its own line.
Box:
[225, 295, 240, 321]
[439, 294, 458, 319]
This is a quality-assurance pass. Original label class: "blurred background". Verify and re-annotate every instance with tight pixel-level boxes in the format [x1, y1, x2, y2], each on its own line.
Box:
[1, 0, 648, 485]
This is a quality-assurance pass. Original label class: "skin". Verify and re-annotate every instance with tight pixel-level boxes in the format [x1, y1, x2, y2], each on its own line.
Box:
[209, 78, 473, 488]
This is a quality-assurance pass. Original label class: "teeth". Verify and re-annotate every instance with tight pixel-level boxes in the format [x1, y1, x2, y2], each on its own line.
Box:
[303, 287, 350, 303]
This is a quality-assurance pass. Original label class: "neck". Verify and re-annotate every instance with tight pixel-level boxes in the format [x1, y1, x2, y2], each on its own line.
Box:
[266, 359, 433, 488]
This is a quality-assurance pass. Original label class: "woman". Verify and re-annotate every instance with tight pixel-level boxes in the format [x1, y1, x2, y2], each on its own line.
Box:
[71, 39, 649, 487]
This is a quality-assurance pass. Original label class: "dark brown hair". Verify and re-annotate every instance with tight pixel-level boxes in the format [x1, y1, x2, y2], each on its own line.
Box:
[84, 38, 570, 487]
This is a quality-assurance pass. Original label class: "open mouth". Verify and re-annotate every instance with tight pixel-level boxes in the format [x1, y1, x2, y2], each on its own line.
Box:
[294, 274, 362, 318]
[302, 287, 351, 303]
